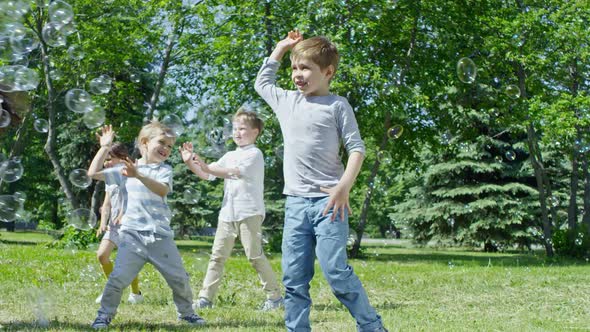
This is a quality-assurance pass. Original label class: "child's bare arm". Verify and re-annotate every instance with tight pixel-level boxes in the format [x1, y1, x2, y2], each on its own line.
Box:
[320, 151, 364, 221]
[193, 154, 239, 179]
[121, 158, 170, 197]
[269, 29, 303, 62]
[97, 191, 111, 237]
[87, 125, 115, 182]
[179, 142, 210, 180]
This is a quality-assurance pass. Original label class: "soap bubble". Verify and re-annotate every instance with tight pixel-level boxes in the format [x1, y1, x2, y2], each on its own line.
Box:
[505, 85, 521, 99]
[48, 0, 74, 25]
[41, 22, 66, 47]
[67, 208, 97, 230]
[34, 118, 49, 133]
[456, 57, 477, 84]
[82, 105, 105, 129]
[0, 158, 24, 183]
[89, 75, 111, 95]
[65, 89, 93, 113]
[387, 125, 403, 140]
[68, 168, 92, 188]
[161, 114, 184, 137]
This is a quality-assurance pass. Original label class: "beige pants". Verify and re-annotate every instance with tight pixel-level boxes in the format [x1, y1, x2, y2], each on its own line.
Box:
[198, 215, 282, 301]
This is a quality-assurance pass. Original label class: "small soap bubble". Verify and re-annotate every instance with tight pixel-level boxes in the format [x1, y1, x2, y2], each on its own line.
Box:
[387, 125, 403, 140]
[456, 57, 477, 84]
[34, 118, 49, 133]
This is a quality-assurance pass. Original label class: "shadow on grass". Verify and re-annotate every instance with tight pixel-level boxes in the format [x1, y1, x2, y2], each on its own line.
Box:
[3, 318, 284, 331]
[356, 250, 588, 267]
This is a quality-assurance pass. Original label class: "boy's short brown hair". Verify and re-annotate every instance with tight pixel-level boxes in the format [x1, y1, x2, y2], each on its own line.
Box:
[233, 109, 263, 135]
[291, 36, 339, 73]
[109, 142, 129, 160]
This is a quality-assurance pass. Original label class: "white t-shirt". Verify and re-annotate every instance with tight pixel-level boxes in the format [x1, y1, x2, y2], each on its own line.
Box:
[104, 161, 174, 237]
[210, 144, 265, 222]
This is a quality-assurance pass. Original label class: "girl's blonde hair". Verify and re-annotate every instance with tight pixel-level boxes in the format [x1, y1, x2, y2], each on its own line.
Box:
[137, 120, 175, 156]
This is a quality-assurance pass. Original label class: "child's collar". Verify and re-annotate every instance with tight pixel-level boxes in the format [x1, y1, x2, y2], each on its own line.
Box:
[237, 144, 255, 151]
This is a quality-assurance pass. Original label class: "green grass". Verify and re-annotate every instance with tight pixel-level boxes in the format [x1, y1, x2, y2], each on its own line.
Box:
[1, 231, 590, 331]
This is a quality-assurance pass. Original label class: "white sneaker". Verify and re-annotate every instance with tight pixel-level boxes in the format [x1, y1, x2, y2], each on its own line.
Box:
[192, 297, 212, 310]
[95, 293, 103, 304]
[260, 297, 284, 311]
[127, 292, 144, 304]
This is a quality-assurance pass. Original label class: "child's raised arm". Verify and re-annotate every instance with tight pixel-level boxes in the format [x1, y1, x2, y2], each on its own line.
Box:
[269, 30, 303, 62]
[87, 125, 115, 182]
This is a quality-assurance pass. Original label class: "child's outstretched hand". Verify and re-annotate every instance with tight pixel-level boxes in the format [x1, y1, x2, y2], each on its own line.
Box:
[276, 29, 303, 50]
[179, 142, 194, 163]
[192, 153, 210, 173]
[121, 157, 139, 178]
[96, 125, 115, 148]
[320, 184, 353, 222]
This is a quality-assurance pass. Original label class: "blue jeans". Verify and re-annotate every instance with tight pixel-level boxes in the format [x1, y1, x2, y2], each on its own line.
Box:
[281, 196, 383, 332]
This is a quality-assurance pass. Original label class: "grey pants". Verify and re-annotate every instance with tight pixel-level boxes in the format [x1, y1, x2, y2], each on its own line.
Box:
[97, 230, 194, 318]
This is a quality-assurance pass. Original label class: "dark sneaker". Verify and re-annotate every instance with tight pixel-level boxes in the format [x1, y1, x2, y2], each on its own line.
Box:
[91, 315, 111, 329]
[192, 297, 212, 310]
[260, 297, 284, 311]
[179, 313, 206, 326]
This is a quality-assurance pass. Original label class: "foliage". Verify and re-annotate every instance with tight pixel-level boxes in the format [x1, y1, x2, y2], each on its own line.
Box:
[552, 225, 590, 259]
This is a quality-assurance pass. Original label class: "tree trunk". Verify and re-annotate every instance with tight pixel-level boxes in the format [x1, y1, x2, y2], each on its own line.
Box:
[515, 59, 553, 256]
[567, 60, 580, 230]
[36, 11, 79, 209]
[568, 132, 579, 229]
[583, 155, 590, 230]
[350, 1, 420, 257]
[147, 22, 184, 120]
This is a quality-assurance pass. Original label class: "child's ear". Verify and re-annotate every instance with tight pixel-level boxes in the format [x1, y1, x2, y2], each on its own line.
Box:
[324, 65, 335, 79]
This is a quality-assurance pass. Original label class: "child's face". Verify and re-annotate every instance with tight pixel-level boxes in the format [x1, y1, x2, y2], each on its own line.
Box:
[104, 155, 122, 168]
[232, 117, 259, 147]
[291, 57, 334, 96]
[142, 133, 175, 163]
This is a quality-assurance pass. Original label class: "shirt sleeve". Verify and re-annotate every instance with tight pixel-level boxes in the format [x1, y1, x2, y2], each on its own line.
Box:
[206, 153, 227, 181]
[237, 149, 264, 179]
[254, 58, 291, 118]
[103, 165, 123, 186]
[337, 99, 366, 156]
[155, 164, 173, 193]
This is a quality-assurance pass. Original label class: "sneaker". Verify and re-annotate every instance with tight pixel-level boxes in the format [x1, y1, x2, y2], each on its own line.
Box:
[260, 297, 284, 311]
[95, 294, 103, 304]
[179, 313, 206, 326]
[91, 315, 111, 329]
[127, 292, 144, 304]
[192, 297, 212, 310]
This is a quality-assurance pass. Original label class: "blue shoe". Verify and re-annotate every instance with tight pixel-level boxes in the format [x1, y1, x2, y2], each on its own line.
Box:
[91, 315, 111, 329]
[179, 313, 206, 326]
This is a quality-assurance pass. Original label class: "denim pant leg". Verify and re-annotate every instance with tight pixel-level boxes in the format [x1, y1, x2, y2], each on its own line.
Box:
[282, 196, 316, 332]
[312, 198, 383, 332]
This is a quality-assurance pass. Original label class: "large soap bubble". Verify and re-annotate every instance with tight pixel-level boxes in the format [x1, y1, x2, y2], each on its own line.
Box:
[65, 89, 93, 113]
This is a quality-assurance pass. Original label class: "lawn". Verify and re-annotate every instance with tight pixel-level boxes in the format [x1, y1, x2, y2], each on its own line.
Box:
[1, 231, 589, 331]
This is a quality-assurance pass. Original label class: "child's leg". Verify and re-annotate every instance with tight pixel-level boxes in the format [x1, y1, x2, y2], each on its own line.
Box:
[239, 215, 282, 300]
[312, 197, 383, 332]
[198, 222, 238, 301]
[96, 239, 116, 278]
[130, 276, 141, 295]
[98, 230, 147, 318]
[281, 196, 316, 332]
[147, 235, 194, 317]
